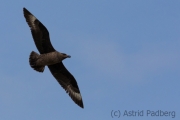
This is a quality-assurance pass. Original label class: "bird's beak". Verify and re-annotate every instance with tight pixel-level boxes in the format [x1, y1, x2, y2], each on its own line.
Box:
[67, 55, 71, 58]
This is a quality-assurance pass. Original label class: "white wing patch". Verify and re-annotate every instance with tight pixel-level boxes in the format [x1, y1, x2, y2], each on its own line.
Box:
[67, 85, 82, 101]
[28, 14, 38, 30]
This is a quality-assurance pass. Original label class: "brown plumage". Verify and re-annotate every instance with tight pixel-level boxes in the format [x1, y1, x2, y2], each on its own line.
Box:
[23, 7, 84, 108]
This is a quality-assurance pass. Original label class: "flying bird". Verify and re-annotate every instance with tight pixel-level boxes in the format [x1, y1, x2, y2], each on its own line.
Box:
[23, 7, 84, 108]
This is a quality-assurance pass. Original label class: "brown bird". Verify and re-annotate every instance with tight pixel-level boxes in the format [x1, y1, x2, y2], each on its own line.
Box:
[23, 7, 84, 108]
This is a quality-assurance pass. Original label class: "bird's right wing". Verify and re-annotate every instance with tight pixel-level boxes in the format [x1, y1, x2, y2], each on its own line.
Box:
[23, 7, 55, 54]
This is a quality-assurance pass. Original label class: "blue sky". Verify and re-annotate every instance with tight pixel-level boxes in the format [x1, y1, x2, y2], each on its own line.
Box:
[0, 0, 180, 120]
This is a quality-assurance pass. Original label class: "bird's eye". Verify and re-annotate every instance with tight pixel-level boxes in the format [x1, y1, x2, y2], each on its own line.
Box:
[62, 53, 66, 55]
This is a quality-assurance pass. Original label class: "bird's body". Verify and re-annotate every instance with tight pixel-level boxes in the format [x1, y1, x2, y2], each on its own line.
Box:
[23, 7, 84, 108]
[29, 51, 71, 72]
[33, 51, 66, 66]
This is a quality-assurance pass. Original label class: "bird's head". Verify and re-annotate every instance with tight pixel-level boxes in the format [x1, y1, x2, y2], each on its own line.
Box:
[61, 53, 71, 59]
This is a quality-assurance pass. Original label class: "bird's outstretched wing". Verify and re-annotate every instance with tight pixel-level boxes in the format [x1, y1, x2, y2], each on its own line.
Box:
[23, 7, 55, 54]
[48, 63, 84, 108]
[23, 7, 84, 108]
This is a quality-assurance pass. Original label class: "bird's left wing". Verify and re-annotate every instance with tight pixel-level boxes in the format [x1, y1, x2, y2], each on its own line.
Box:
[48, 62, 84, 108]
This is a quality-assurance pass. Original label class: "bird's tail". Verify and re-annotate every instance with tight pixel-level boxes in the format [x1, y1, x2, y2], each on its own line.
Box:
[29, 51, 45, 72]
